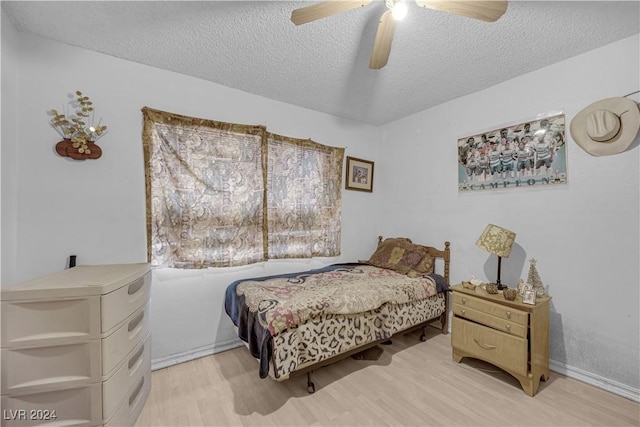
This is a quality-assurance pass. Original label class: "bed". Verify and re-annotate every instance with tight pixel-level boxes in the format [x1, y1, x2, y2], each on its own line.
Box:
[224, 236, 451, 392]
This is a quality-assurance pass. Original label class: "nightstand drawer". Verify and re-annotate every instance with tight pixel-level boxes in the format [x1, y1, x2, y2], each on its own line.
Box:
[453, 292, 527, 326]
[453, 303, 528, 338]
[452, 316, 528, 377]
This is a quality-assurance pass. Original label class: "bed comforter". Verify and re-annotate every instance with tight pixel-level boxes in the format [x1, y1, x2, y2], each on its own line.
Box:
[224, 263, 448, 378]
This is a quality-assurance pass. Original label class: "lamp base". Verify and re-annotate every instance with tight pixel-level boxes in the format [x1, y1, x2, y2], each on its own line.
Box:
[489, 282, 508, 291]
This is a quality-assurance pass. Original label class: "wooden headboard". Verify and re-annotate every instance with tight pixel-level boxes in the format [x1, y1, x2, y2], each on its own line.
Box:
[377, 236, 451, 285]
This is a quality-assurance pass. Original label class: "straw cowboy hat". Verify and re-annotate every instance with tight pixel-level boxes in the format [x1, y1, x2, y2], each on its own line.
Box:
[570, 97, 640, 156]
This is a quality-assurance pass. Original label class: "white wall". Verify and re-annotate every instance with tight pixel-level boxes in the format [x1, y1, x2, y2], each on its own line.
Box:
[1, 8, 20, 286]
[0, 14, 381, 364]
[378, 35, 640, 396]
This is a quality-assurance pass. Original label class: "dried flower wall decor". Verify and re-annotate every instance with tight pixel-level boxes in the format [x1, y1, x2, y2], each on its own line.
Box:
[49, 90, 108, 160]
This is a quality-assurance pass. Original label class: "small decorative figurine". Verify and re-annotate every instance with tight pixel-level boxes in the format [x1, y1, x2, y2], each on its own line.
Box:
[527, 258, 546, 297]
[462, 281, 475, 290]
[517, 278, 527, 294]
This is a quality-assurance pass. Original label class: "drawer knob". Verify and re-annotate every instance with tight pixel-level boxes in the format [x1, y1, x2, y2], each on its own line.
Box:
[461, 298, 467, 304]
[505, 324, 511, 331]
[506, 311, 512, 319]
[461, 309, 466, 315]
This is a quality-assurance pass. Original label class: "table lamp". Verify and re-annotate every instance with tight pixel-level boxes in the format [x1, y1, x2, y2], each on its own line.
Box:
[476, 224, 516, 290]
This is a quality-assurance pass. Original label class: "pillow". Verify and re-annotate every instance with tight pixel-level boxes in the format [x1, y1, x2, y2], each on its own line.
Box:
[366, 237, 433, 275]
[414, 253, 434, 274]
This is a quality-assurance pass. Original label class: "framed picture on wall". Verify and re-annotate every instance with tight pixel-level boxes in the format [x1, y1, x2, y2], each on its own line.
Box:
[457, 111, 567, 193]
[345, 156, 374, 192]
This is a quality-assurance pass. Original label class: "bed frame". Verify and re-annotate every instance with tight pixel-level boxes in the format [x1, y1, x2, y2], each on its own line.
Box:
[290, 237, 451, 393]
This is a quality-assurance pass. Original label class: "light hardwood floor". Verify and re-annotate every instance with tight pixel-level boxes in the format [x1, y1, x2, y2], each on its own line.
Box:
[136, 327, 639, 426]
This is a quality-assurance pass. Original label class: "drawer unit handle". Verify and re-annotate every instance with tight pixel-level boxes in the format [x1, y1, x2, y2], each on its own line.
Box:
[461, 309, 466, 315]
[129, 344, 145, 370]
[506, 311, 512, 319]
[128, 311, 145, 332]
[505, 324, 511, 331]
[128, 277, 145, 295]
[461, 297, 467, 304]
[129, 377, 145, 406]
[473, 338, 496, 350]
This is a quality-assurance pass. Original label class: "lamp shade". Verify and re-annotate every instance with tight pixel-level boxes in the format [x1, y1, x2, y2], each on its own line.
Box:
[476, 224, 516, 258]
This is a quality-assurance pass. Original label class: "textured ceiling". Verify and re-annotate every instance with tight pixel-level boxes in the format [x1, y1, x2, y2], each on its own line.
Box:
[3, 1, 639, 125]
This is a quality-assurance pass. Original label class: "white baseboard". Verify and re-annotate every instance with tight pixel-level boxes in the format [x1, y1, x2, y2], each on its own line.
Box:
[151, 338, 243, 371]
[151, 341, 639, 403]
[549, 359, 639, 403]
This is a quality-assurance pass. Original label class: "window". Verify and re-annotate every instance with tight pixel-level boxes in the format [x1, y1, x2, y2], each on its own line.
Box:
[266, 132, 343, 260]
[142, 107, 344, 268]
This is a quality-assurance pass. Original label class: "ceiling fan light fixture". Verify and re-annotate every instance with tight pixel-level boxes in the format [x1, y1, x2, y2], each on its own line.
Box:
[291, 0, 508, 69]
[391, 0, 408, 20]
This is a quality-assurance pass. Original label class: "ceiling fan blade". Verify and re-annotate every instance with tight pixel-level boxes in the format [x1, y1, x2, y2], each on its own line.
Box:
[369, 10, 397, 69]
[415, 0, 508, 22]
[291, 0, 373, 25]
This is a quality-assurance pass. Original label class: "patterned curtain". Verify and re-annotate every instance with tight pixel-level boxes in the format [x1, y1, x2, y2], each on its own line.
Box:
[266, 133, 344, 259]
[142, 107, 267, 268]
[142, 108, 344, 268]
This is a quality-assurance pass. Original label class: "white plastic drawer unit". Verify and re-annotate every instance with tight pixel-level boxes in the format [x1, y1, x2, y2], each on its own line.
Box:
[1, 383, 102, 427]
[105, 364, 152, 427]
[102, 302, 151, 377]
[103, 333, 151, 421]
[1, 263, 151, 427]
[102, 271, 151, 334]
[0, 296, 101, 347]
[1, 339, 102, 395]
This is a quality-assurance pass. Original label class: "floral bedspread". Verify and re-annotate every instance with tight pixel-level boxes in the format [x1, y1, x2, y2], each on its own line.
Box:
[224, 263, 442, 378]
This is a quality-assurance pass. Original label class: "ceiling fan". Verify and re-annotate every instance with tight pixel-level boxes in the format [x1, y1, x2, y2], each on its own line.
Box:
[291, 0, 508, 69]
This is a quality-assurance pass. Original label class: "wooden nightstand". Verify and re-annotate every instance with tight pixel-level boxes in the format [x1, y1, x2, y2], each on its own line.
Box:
[450, 284, 550, 396]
